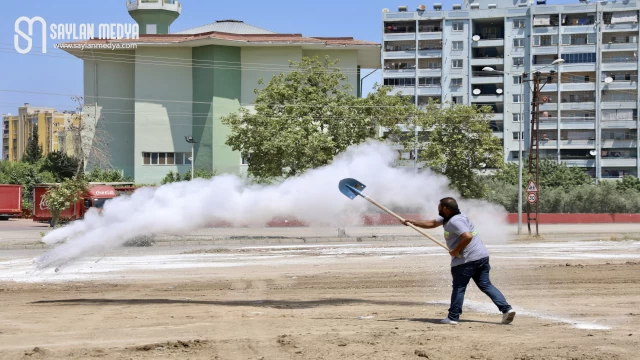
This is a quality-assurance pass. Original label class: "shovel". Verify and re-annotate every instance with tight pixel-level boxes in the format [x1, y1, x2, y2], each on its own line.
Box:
[338, 178, 452, 254]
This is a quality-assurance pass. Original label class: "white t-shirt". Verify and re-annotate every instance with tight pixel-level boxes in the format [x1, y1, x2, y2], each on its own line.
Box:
[437, 212, 489, 267]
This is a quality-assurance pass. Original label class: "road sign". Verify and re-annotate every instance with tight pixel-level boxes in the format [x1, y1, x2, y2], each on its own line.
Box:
[527, 180, 539, 192]
[527, 192, 537, 204]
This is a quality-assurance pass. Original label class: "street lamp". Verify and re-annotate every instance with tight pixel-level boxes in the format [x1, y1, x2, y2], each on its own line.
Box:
[185, 135, 196, 180]
[483, 58, 563, 235]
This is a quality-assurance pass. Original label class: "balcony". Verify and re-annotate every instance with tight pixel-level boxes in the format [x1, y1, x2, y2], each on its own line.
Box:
[602, 81, 637, 91]
[416, 86, 442, 96]
[384, 61, 416, 77]
[560, 159, 596, 167]
[472, 39, 504, 48]
[383, 50, 416, 59]
[539, 140, 558, 148]
[533, 26, 559, 34]
[603, 43, 639, 51]
[471, 58, 504, 66]
[559, 63, 596, 72]
[384, 22, 416, 41]
[603, 24, 639, 33]
[601, 119, 638, 129]
[540, 118, 558, 129]
[418, 50, 442, 58]
[470, 75, 503, 85]
[388, 87, 415, 96]
[418, 24, 443, 41]
[472, 94, 504, 102]
[127, 0, 181, 14]
[489, 113, 504, 121]
[602, 56, 638, 71]
[602, 139, 637, 148]
[560, 139, 595, 148]
[540, 83, 558, 92]
[601, 158, 637, 167]
[560, 118, 596, 129]
[560, 82, 595, 91]
[531, 46, 558, 55]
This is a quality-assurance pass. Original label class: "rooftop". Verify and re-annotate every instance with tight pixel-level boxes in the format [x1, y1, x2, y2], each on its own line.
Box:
[175, 19, 276, 35]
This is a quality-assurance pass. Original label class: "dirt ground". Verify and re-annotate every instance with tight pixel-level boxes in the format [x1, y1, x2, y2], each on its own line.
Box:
[1, 226, 640, 359]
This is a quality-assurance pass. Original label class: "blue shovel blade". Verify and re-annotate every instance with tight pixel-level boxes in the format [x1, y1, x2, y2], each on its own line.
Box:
[338, 178, 367, 199]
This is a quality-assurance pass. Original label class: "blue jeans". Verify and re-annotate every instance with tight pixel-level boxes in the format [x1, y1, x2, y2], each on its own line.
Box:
[448, 256, 512, 321]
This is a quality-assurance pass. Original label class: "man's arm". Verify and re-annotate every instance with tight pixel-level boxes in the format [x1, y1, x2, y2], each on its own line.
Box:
[449, 232, 473, 257]
[403, 219, 442, 229]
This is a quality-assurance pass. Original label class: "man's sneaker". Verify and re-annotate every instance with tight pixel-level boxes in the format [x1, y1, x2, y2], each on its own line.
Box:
[439, 317, 459, 325]
[502, 310, 516, 324]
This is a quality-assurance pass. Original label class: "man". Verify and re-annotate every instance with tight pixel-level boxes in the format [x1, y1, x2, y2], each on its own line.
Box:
[404, 197, 515, 325]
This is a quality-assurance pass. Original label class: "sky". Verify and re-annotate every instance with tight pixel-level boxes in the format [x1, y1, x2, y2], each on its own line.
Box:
[0, 0, 567, 153]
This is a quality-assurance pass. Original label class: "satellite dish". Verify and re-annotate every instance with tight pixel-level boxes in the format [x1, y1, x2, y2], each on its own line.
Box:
[589, 150, 597, 156]
[382, 8, 389, 12]
[188, 157, 193, 161]
[605, 77, 613, 84]
[418, 4, 426, 10]
[472, 35, 481, 41]
[473, 89, 481, 95]
[496, 89, 503, 94]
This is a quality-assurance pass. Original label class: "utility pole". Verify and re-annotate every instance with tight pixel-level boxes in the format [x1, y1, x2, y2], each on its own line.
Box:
[527, 72, 541, 236]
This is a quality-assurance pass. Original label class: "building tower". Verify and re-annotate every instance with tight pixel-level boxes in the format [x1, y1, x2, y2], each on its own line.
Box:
[127, 0, 182, 35]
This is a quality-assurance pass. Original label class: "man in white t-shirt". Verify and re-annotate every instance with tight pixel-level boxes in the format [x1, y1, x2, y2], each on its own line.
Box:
[404, 197, 515, 325]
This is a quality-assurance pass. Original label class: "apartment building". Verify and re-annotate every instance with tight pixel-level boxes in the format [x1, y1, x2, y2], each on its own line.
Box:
[1, 104, 77, 162]
[382, 0, 639, 180]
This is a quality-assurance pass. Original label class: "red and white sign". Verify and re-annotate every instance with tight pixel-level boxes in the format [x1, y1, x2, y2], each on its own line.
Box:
[527, 180, 539, 192]
[527, 192, 538, 204]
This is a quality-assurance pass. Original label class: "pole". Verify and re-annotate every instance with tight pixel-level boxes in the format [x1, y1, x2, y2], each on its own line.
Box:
[527, 73, 541, 236]
[517, 74, 524, 235]
[359, 69, 378, 98]
[190, 141, 194, 180]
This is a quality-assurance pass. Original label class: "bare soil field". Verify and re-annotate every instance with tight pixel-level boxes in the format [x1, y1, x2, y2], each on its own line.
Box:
[1, 226, 639, 359]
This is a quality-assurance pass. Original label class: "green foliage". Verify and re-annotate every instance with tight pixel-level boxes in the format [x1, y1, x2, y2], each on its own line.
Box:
[494, 159, 593, 191]
[222, 55, 414, 183]
[392, 101, 503, 199]
[42, 176, 88, 227]
[616, 175, 640, 192]
[23, 125, 43, 164]
[41, 151, 81, 181]
[84, 168, 132, 182]
[0, 161, 56, 210]
[161, 168, 215, 184]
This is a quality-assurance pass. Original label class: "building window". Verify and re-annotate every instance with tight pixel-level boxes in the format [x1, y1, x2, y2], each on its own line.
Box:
[452, 41, 463, 50]
[562, 53, 596, 64]
[513, 94, 521, 103]
[513, 114, 521, 122]
[534, 35, 559, 46]
[383, 78, 416, 87]
[451, 78, 463, 87]
[452, 22, 464, 31]
[143, 152, 192, 166]
[452, 59, 463, 69]
[513, 76, 522, 84]
[513, 38, 525, 47]
[513, 57, 524, 66]
[242, 154, 250, 165]
[512, 132, 524, 140]
[453, 96, 464, 104]
[419, 77, 441, 87]
[511, 151, 519, 160]
[513, 19, 526, 29]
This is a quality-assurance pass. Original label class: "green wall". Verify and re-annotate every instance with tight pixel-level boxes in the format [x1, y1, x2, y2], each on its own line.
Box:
[192, 45, 242, 174]
[128, 10, 178, 34]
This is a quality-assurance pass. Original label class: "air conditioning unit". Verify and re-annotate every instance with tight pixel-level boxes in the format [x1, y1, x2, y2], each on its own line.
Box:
[433, 3, 442, 10]
[398, 5, 408, 11]
[471, 3, 480, 9]
[488, 4, 497, 8]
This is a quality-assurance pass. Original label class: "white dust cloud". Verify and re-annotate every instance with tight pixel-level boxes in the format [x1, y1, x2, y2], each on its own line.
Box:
[37, 141, 508, 269]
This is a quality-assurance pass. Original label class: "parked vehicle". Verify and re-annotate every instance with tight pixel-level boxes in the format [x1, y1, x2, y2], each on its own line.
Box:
[0, 184, 22, 220]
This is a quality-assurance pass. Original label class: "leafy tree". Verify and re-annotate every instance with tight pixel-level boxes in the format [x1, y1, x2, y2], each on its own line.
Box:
[494, 159, 593, 191]
[161, 171, 180, 184]
[616, 175, 640, 192]
[23, 124, 43, 164]
[222, 55, 415, 182]
[394, 101, 503, 198]
[41, 151, 81, 181]
[84, 168, 132, 182]
[182, 168, 216, 181]
[42, 176, 87, 227]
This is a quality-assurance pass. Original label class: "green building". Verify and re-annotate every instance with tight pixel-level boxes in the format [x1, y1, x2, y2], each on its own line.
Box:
[61, 0, 379, 183]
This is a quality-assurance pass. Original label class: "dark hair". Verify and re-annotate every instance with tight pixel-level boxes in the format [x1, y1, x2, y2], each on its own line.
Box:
[439, 197, 459, 212]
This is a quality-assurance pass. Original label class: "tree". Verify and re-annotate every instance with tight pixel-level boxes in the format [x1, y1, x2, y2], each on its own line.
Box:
[84, 168, 132, 182]
[161, 171, 180, 184]
[67, 96, 115, 176]
[41, 151, 81, 182]
[23, 124, 43, 164]
[616, 175, 640, 192]
[42, 176, 87, 227]
[494, 159, 593, 191]
[395, 101, 503, 198]
[222, 56, 415, 182]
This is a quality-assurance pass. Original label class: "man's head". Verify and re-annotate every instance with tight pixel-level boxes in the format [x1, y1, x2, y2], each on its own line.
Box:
[438, 197, 460, 218]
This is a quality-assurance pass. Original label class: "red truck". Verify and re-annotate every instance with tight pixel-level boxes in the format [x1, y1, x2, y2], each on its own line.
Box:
[0, 184, 22, 220]
[33, 182, 135, 224]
